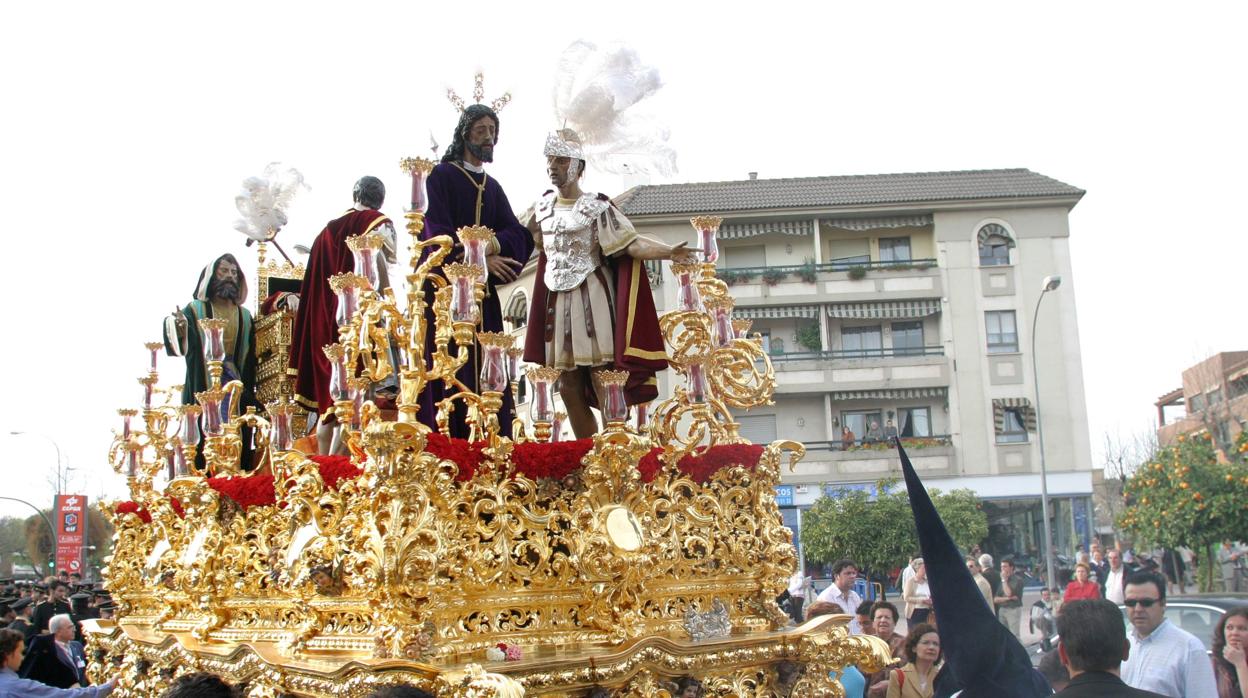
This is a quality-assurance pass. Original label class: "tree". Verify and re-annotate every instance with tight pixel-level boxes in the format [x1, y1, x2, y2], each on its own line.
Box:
[1118, 432, 1248, 591]
[799, 478, 988, 584]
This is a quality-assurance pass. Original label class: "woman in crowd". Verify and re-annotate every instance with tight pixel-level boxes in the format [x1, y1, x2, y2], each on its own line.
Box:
[903, 558, 933, 625]
[1213, 607, 1248, 698]
[866, 602, 906, 696]
[1063, 562, 1101, 601]
[806, 601, 867, 697]
[886, 623, 941, 698]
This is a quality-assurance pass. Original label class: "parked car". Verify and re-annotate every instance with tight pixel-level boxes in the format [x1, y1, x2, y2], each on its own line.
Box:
[1026, 593, 1248, 666]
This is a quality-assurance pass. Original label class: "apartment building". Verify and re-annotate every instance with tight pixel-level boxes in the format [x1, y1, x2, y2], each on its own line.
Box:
[502, 168, 1095, 568]
[1155, 351, 1248, 459]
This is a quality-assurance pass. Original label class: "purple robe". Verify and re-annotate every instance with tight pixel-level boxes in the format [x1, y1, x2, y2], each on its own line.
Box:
[417, 161, 534, 438]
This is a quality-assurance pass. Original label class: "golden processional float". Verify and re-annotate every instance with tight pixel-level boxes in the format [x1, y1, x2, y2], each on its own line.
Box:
[87, 159, 891, 697]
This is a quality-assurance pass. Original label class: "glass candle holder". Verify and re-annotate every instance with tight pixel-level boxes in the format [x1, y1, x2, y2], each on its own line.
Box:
[267, 401, 293, 452]
[329, 273, 367, 327]
[477, 332, 514, 394]
[197, 389, 225, 436]
[527, 366, 562, 424]
[459, 226, 496, 286]
[506, 347, 523, 385]
[199, 318, 228, 363]
[672, 262, 703, 312]
[347, 233, 384, 290]
[444, 263, 483, 324]
[118, 409, 138, 476]
[636, 401, 650, 429]
[324, 344, 351, 402]
[690, 215, 723, 265]
[182, 405, 201, 445]
[552, 412, 566, 443]
[139, 375, 157, 410]
[400, 156, 434, 211]
[348, 378, 367, 431]
[687, 360, 711, 405]
[594, 370, 630, 425]
[704, 297, 736, 348]
[145, 341, 163, 372]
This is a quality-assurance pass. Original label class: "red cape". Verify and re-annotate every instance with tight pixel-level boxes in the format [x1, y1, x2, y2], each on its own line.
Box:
[523, 251, 667, 405]
[289, 208, 390, 414]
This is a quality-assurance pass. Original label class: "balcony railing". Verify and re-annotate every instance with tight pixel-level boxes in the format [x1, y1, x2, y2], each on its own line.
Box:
[718, 258, 937, 283]
[769, 346, 945, 362]
[803, 435, 953, 452]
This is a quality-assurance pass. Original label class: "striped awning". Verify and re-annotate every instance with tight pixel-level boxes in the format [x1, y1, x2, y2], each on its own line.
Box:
[720, 219, 813, 240]
[830, 387, 947, 401]
[824, 215, 933, 231]
[993, 397, 1037, 432]
[733, 305, 821, 320]
[826, 299, 941, 319]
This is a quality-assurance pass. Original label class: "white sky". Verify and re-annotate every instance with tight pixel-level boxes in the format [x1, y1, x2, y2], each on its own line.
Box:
[2, 1, 1245, 519]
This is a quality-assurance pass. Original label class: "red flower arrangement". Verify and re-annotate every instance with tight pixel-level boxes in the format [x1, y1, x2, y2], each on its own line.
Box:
[114, 441, 765, 514]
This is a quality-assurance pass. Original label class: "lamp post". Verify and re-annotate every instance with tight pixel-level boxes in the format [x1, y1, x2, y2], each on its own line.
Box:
[1031, 274, 1061, 591]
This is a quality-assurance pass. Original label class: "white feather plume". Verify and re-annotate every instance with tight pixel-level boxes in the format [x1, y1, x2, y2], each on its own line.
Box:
[232, 163, 308, 242]
[552, 41, 677, 176]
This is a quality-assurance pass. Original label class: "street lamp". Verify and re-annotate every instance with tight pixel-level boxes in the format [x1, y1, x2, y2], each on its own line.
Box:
[1031, 274, 1061, 591]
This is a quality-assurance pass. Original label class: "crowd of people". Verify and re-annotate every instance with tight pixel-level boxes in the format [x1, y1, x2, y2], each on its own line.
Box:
[782, 550, 1247, 697]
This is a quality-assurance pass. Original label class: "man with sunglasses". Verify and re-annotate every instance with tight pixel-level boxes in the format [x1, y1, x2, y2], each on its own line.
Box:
[1120, 571, 1216, 696]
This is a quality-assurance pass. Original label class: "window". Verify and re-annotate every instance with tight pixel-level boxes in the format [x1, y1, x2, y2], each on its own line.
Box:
[996, 408, 1028, 443]
[842, 325, 883, 357]
[1231, 375, 1248, 399]
[768, 336, 786, 356]
[1208, 388, 1223, 405]
[505, 292, 528, 330]
[879, 237, 912, 263]
[891, 321, 924, 356]
[737, 414, 778, 443]
[978, 223, 1014, 266]
[985, 311, 1018, 353]
[1188, 393, 1206, 413]
[898, 407, 932, 437]
[842, 411, 883, 443]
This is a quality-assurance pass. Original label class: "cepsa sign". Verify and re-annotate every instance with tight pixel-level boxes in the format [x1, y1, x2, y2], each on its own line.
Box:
[54, 494, 87, 574]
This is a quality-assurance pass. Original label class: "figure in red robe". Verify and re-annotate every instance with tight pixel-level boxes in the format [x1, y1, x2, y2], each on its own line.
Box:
[288, 176, 396, 453]
[417, 103, 535, 439]
[523, 129, 695, 439]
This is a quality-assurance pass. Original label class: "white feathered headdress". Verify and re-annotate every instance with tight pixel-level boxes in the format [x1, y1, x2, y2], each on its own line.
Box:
[548, 41, 677, 176]
[232, 163, 308, 243]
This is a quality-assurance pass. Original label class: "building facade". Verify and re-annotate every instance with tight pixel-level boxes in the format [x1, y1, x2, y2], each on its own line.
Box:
[502, 168, 1095, 573]
[1155, 351, 1248, 459]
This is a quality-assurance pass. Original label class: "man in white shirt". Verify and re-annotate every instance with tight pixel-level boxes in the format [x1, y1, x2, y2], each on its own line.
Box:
[1120, 571, 1217, 697]
[1103, 549, 1127, 604]
[816, 559, 864, 633]
[965, 556, 994, 611]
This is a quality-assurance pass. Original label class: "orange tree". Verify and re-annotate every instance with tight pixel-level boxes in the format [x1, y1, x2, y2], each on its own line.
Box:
[1119, 432, 1248, 591]
[800, 478, 987, 590]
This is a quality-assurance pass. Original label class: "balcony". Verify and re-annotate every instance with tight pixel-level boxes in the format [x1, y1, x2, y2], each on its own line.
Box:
[782, 436, 956, 483]
[770, 348, 949, 395]
[722, 259, 942, 306]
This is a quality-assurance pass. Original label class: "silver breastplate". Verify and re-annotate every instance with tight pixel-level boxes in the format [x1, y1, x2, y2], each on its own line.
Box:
[541, 198, 606, 292]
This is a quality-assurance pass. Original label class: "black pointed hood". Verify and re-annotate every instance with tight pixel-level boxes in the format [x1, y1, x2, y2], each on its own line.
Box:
[895, 439, 1051, 698]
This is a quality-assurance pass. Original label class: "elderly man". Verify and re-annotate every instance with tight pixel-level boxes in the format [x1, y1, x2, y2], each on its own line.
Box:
[18, 615, 89, 689]
[967, 555, 995, 611]
[1120, 571, 1216, 697]
[1, 628, 116, 696]
[1104, 549, 1128, 604]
